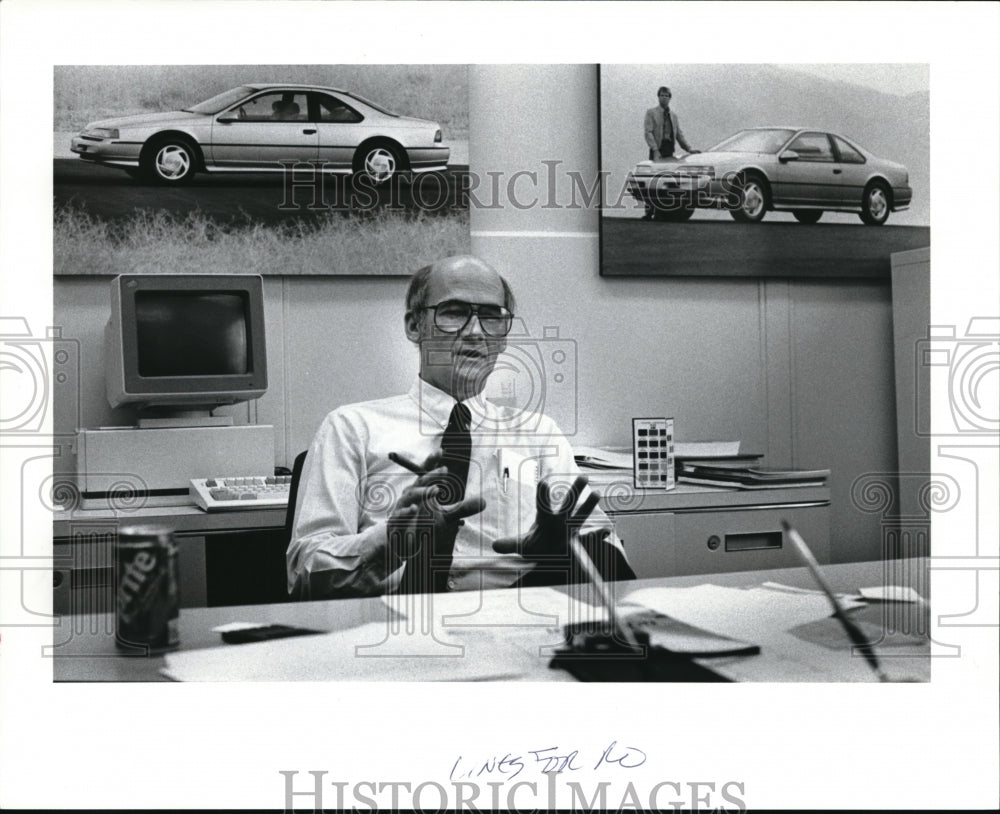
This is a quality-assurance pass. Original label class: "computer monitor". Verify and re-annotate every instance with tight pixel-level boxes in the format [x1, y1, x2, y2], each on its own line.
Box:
[105, 274, 268, 420]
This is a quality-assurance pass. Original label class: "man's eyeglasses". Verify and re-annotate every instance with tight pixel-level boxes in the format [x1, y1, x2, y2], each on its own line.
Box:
[419, 300, 514, 337]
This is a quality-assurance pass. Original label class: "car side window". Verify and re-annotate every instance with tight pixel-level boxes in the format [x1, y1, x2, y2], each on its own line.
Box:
[232, 92, 309, 123]
[788, 133, 835, 162]
[832, 136, 866, 164]
[314, 93, 363, 123]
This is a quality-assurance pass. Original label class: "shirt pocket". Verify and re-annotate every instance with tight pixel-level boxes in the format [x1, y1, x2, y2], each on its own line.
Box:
[494, 465, 538, 544]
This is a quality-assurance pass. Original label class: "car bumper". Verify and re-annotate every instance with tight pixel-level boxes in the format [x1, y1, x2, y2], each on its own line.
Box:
[406, 146, 451, 173]
[892, 184, 913, 211]
[626, 172, 732, 208]
[70, 135, 141, 166]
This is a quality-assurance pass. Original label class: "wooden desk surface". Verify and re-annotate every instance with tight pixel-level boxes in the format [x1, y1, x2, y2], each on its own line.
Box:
[51, 559, 928, 683]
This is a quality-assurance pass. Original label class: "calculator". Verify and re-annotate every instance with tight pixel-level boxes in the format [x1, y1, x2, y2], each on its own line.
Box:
[632, 417, 676, 490]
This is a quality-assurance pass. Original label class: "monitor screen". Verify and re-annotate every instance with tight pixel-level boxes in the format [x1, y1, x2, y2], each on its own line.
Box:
[135, 292, 250, 377]
[106, 274, 268, 411]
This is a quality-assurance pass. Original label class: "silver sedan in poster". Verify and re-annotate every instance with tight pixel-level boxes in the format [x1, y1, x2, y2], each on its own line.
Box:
[626, 127, 912, 225]
[70, 83, 449, 185]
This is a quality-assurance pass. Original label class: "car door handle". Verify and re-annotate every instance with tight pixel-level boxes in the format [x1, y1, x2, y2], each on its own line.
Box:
[832, 168, 842, 174]
[303, 128, 317, 135]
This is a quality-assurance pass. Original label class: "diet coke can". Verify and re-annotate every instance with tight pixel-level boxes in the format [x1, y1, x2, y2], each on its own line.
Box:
[115, 525, 180, 652]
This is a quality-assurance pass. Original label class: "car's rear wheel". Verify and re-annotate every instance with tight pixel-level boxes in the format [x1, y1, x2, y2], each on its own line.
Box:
[353, 141, 406, 185]
[141, 137, 198, 185]
[730, 174, 769, 223]
[793, 210, 823, 224]
[860, 181, 891, 225]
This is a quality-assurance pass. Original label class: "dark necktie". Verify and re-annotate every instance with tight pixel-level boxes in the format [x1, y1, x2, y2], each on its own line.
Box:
[661, 109, 674, 156]
[431, 402, 471, 591]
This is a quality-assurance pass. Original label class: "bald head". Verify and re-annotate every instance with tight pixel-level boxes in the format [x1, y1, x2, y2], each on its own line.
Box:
[405, 255, 516, 317]
[404, 255, 515, 400]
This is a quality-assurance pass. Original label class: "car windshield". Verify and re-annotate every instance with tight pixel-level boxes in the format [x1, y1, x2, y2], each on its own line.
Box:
[185, 86, 255, 115]
[709, 129, 797, 154]
[344, 91, 399, 117]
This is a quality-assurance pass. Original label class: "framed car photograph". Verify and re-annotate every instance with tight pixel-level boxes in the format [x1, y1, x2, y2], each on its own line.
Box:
[598, 64, 930, 278]
[54, 65, 471, 277]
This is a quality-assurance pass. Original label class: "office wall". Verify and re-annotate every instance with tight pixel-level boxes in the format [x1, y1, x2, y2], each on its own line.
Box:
[53, 65, 902, 564]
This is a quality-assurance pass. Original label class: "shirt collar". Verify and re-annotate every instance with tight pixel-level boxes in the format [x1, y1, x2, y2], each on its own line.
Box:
[409, 377, 490, 432]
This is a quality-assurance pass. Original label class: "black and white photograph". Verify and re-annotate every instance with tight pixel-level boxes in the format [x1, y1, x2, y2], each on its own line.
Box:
[54, 64, 471, 276]
[1, 2, 998, 813]
[599, 64, 930, 277]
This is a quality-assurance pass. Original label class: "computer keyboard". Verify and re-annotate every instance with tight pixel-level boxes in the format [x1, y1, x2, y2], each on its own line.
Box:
[189, 475, 292, 512]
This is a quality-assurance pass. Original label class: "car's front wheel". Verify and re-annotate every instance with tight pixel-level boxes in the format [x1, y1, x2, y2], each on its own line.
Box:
[353, 141, 406, 185]
[656, 204, 696, 222]
[860, 181, 891, 225]
[141, 137, 198, 185]
[730, 174, 769, 223]
[793, 210, 823, 224]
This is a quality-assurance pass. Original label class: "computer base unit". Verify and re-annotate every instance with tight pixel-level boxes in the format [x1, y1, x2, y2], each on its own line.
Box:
[76, 424, 275, 501]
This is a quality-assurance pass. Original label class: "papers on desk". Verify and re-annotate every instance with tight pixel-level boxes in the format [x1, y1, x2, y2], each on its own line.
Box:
[161, 622, 530, 682]
[622, 583, 865, 643]
[163, 588, 609, 682]
[574, 442, 747, 471]
[160, 583, 892, 682]
[858, 585, 926, 604]
[573, 446, 633, 471]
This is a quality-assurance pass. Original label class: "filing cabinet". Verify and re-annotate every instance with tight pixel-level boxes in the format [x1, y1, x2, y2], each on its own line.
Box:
[597, 482, 831, 579]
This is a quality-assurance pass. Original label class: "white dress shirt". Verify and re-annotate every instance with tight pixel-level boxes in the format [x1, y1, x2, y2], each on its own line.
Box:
[287, 378, 623, 597]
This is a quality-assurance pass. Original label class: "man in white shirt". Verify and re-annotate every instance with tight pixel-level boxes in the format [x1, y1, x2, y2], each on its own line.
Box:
[287, 255, 633, 598]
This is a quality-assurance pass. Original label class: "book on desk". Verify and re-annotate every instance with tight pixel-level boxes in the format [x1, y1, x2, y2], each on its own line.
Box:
[677, 462, 829, 490]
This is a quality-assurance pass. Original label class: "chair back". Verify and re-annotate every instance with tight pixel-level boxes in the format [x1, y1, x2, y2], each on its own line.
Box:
[284, 450, 308, 542]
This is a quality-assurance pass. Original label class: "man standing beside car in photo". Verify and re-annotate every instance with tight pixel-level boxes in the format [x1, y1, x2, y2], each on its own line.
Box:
[642, 86, 700, 220]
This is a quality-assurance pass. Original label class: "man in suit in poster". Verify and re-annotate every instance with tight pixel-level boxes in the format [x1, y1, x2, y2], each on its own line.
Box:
[642, 86, 700, 220]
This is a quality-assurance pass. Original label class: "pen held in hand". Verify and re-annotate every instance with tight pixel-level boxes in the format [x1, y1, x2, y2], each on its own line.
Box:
[388, 451, 427, 476]
[389, 451, 469, 526]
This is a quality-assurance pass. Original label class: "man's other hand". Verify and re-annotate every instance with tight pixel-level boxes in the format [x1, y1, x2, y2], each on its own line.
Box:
[492, 475, 609, 562]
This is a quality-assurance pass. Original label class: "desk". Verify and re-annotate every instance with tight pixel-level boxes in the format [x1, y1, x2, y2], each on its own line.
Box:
[52, 559, 928, 683]
[53, 504, 288, 611]
[52, 483, 830, 610]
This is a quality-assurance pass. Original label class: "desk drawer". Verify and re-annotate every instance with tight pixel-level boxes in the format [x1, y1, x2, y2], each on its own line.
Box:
[609, 503, 829, 579]
[53, 526, 207, 614]
[672, 505, 830, 576]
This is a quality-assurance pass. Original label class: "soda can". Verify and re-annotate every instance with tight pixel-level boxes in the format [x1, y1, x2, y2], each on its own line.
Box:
[115, 525, 180, 652]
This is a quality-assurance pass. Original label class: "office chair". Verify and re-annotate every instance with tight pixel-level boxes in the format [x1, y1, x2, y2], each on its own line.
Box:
[285, 450, 309, 600]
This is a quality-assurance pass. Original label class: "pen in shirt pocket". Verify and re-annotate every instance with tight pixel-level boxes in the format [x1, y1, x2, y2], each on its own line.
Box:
[503, 466, 510, 495]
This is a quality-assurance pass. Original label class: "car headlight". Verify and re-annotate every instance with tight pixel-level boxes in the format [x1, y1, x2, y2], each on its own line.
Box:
[84, 127, 119, 139]
[675, 165, 715, 178]
[434, 129, 442, 143]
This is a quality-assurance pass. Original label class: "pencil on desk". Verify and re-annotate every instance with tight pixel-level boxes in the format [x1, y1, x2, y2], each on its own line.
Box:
[565, 490, 644, 654]
[781, 519, 890, 683]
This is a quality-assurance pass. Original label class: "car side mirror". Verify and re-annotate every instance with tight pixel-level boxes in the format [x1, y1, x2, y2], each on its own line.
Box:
[779, 150, 800, 163]
[216, 116, 237, 124]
